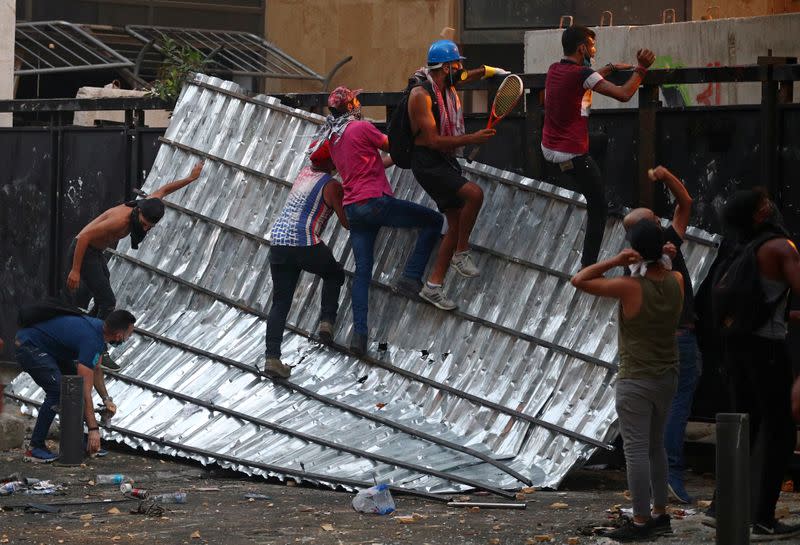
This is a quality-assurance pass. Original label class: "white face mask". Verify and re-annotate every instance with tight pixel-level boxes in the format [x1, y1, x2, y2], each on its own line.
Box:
[628, 255, 673, 277]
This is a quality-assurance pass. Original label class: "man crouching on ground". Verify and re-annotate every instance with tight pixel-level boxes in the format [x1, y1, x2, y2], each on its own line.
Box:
[15, 310, 136, 462]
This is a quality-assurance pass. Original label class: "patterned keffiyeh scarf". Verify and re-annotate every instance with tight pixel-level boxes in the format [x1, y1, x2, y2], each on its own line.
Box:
[307, 109, 362, 156]
[414, 68, 465, 154]
[628, 255, 673, 277]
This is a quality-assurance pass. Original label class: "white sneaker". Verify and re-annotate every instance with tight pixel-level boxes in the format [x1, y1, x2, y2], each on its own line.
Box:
[419, 284, 458, 311]
[451, 251, 480, 278]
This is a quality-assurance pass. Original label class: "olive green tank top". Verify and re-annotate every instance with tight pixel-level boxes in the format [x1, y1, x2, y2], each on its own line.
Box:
[618, 274, 683, 379]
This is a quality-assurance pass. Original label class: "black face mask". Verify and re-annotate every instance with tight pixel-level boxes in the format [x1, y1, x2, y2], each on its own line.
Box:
[109, 339, 124, 347]
[129, 207, 147, 250]
[447, 67, 465, 87]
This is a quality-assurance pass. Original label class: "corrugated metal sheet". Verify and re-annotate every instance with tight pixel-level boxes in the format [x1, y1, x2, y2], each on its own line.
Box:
[9, 74, 721, 494]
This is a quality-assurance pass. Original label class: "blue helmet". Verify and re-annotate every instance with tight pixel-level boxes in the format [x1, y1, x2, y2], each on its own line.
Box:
[427, 40, 465, 67]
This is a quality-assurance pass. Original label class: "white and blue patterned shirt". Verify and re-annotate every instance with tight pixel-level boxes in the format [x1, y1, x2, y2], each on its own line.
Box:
[270, 166, 335, 246]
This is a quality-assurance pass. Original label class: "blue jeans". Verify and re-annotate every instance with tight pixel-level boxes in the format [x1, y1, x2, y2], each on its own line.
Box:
[15, 342, 64, 449]
[345, 195, 443, 335]
[664, 330, 701, 480]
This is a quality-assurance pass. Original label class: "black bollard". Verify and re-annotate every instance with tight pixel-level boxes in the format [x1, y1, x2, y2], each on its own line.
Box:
[59, 375, 84, 465]
[716, 413, 750, 545]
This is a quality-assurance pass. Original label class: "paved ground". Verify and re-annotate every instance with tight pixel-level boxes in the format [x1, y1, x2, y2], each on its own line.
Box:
[3, 436, 800, 545]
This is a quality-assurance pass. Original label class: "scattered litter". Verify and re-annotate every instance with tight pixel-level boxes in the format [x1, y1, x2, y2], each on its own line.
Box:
[107, 507, 121, 515]
[321, 524, 335, 531]
[567, 538, 580, 544]
[515, 492, 527, 500]
[489, 539, 500, 545]
[151, 492, 187, 504]
[130, 500, 165, 517]
[190, 530, 201, 539]
[532, 535, 553, 542]
[469, 506, 481, 513]
[286, 481, 297, 487]
[394, 513, 427, 524]
[194, 487, 220, 492]
[300, 505, 314, 512]
[492, 524, 502, 530]
[96, 474, 131, 485]
[454, 495, 471, 502]
[549, 502, 569, 510]
[79, 514, 93, 521]
[243, 493, 272, 501]
[352, 484, 395, 515]
[697, 500, 712, 508]
[447, 502, 526, 510]
[375, 403, 386, 409]
[521, 487, 536, 494]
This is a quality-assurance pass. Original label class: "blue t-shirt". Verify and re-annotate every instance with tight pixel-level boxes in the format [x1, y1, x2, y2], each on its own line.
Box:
[16, 316, 105, 369]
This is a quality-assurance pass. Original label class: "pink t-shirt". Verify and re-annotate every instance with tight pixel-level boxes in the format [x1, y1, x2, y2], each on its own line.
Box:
[329, 120, 393, 205]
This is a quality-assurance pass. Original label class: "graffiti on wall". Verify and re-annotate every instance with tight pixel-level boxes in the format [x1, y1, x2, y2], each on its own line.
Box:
[653, 56, 723, 107]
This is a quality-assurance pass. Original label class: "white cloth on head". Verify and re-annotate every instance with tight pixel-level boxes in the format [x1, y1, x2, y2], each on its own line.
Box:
[628, 255, 673, 277]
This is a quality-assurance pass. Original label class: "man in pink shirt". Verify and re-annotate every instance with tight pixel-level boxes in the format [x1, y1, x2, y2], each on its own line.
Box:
[323, 87, 443, 356]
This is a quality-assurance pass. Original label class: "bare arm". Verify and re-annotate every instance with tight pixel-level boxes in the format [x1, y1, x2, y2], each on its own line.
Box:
[650, 166, 693, 238]
[571, 250, 643, 317]
[77, 363, 100, 454]
[150, 161, 204, 199]
[780, 239, 800, 293]
[593, 49, 655, 103]
[409, 87, 494, 152]
[323, 182, 349, 230]
[597, 63, 634, 78]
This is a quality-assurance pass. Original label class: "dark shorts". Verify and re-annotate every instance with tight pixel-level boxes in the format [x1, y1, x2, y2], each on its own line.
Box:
[410, 146, 468, 212]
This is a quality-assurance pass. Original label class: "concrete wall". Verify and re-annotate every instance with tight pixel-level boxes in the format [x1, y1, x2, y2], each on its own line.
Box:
[265, 0, 458, 118]
[0, 0, 14, 127]
[692, 0, 800, 21]
[524, 13, 800, 109]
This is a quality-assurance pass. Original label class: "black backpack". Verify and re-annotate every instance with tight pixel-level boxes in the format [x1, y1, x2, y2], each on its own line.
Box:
[386, 76, 438, 169]
[711, 231, 788, 337]
[17, 297, 86, 328]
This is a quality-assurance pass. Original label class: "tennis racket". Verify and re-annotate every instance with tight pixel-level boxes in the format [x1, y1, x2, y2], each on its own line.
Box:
[468, 74, 524, 162]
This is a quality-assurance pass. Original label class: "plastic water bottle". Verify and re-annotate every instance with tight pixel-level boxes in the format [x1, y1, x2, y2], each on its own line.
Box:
[152, 492, 187, 504]
[352, 483, 395, 515]
[0, 481, 23, 496]
[96, 474, 130, 485]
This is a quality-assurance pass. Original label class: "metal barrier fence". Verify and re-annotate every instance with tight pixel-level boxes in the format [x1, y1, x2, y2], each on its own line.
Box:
[0, 63, 798, 420]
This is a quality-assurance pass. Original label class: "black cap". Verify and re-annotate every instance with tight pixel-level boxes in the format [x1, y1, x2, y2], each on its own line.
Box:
[628, 219, 665, 262]
[137, 198, 165, 223]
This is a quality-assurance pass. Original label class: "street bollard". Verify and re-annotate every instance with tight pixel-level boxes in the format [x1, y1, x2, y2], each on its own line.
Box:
[59, 375, 84, 465]
[716, 413, 750, 545]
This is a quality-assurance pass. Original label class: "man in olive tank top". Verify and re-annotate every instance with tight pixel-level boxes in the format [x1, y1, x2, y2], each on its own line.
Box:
[572, 220, 684, 541]
[623, 165, 699, 504]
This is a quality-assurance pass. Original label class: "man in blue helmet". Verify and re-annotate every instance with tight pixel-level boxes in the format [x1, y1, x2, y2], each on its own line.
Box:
[405, 40, 507, 310]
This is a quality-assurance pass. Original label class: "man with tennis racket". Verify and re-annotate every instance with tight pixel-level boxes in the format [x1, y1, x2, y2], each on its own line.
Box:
[406, 39, 509, 310]
[542, 25, 655, 267]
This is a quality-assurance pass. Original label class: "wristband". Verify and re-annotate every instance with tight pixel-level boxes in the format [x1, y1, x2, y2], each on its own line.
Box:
[88, 427, 99, 431]
[103, 396, 113, 403]
[634, 65, 648, 77]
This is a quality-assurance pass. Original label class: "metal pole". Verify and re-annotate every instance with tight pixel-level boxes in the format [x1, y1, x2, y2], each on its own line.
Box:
[58, 375, 84, 465]
[636, 84, 660, 209]
[716, 412, 750, 545]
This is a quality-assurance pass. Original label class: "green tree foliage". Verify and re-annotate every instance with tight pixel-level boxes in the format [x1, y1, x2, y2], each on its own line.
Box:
[148, 39, 208, 102]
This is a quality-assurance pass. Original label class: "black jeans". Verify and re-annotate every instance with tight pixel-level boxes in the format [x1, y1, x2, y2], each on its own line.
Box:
[63, 238, 116, 319]
[725, 334, 795, 525]
[15, 342, 64, 448]
[265, 243, 345, 358]
[547, 154, 607, 267]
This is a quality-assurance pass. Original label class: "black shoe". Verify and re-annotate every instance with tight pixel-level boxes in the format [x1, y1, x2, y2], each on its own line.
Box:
[349, 333, 368, 357]
[602, 520, 657, 542]
[100, 351, 121, 370]
[700, 505, 716, 529]
[394, 276, 423, 301]
[318, 320, 334, 344]
[752, 520, 800, 540]
[648, 514, 672, 536]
